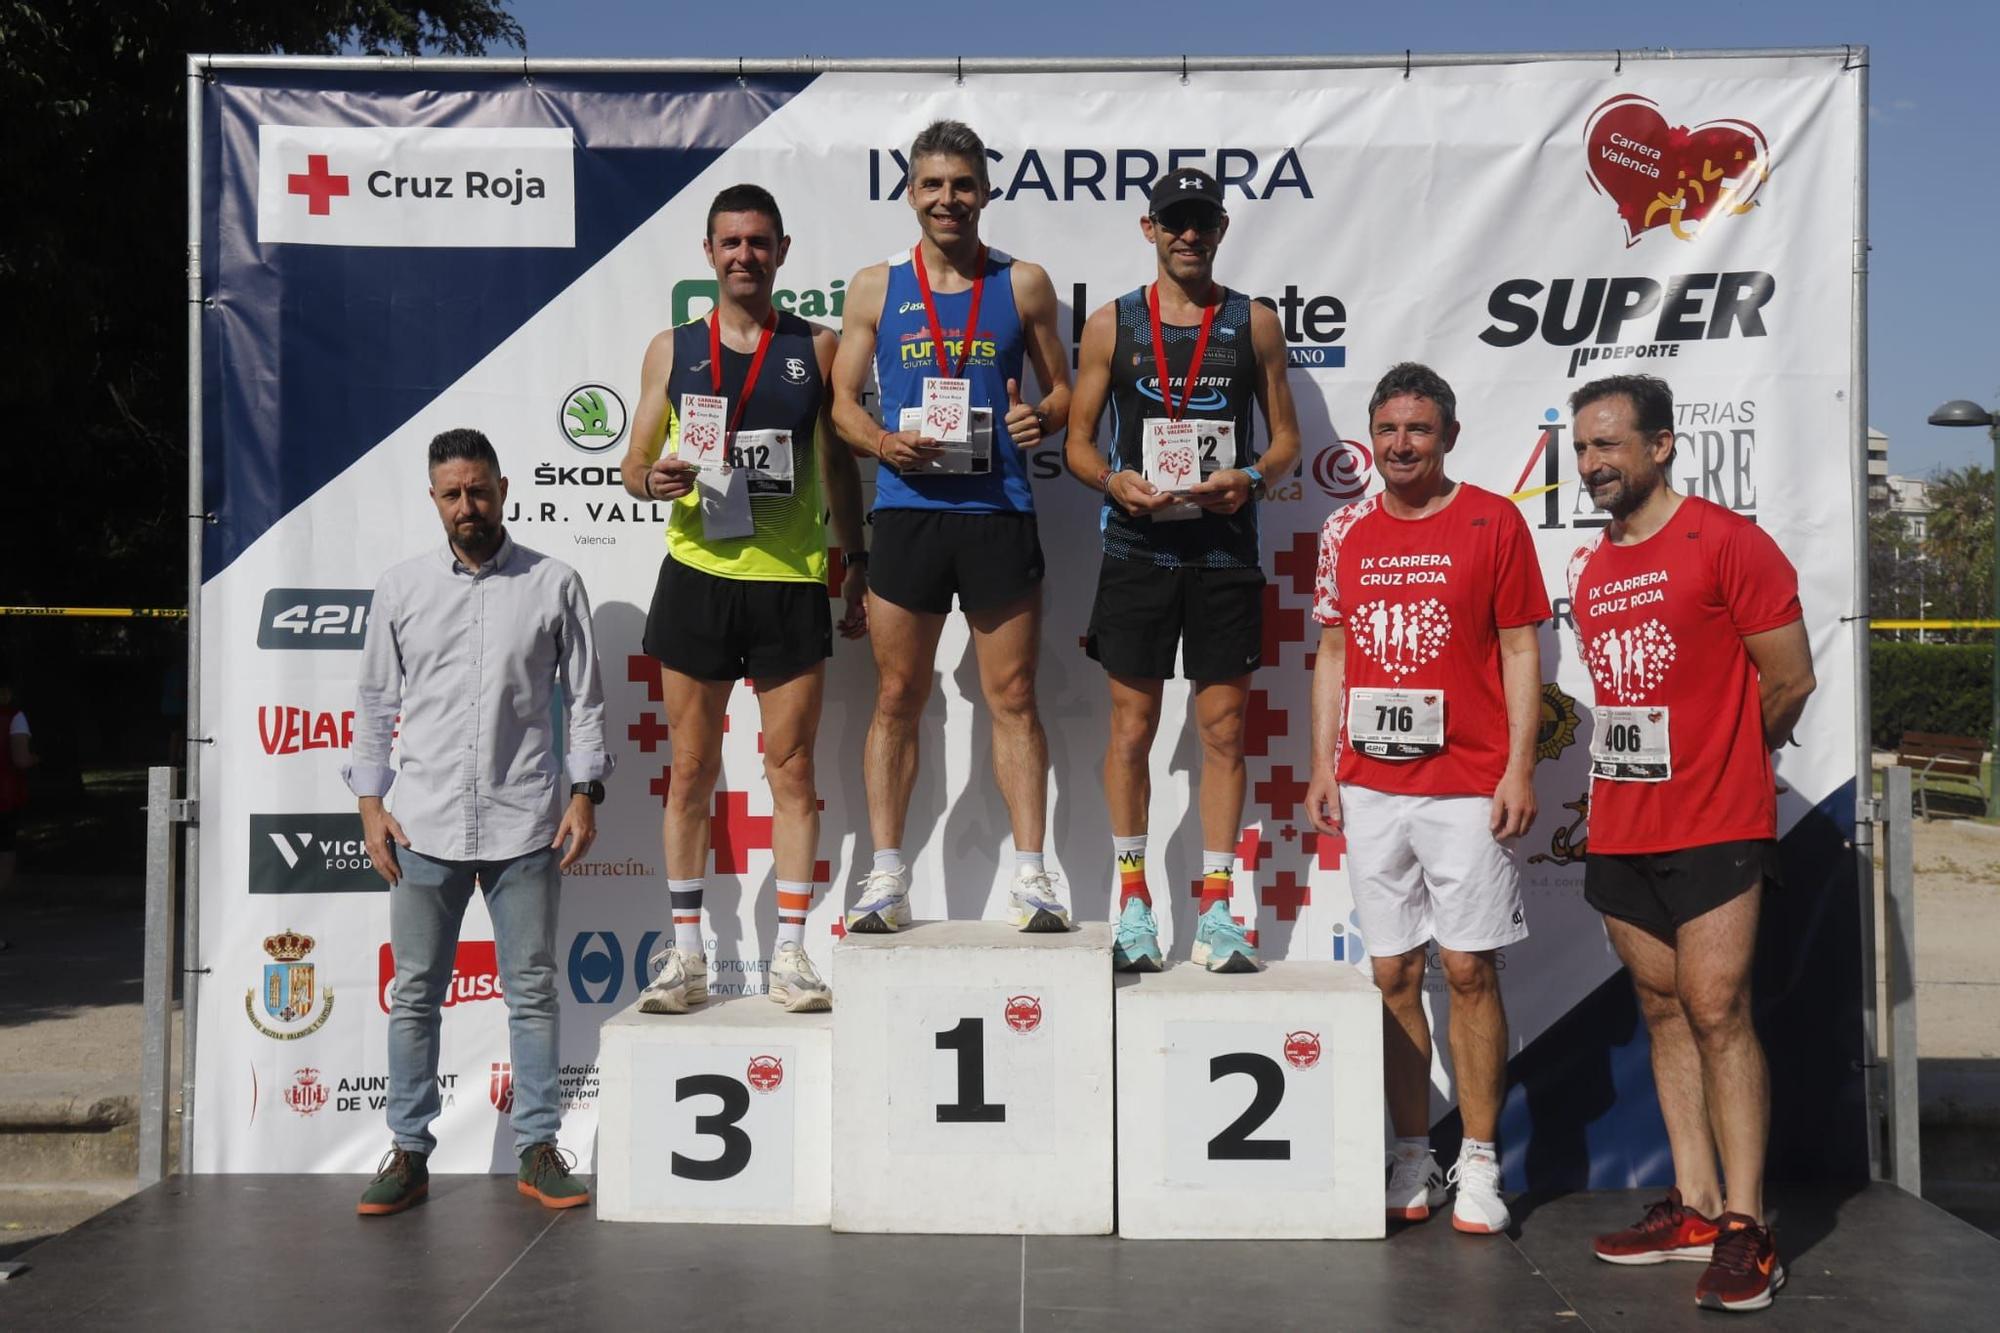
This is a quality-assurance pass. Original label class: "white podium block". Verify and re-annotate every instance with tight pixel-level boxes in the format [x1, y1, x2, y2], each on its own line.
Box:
[595, 996, 831, 1225]
[832, 921, 1114, 1234]
[1115, 962, 1385, 1239]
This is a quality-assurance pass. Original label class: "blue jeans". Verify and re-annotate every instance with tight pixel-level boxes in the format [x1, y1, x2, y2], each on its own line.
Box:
[387, 846, 562, 1156]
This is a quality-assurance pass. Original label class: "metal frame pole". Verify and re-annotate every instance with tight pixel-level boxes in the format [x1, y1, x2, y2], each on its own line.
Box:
[1881, 766, 1921, 1191]
[139, 766, 180, 1184]
[181, 57, 206, 1171]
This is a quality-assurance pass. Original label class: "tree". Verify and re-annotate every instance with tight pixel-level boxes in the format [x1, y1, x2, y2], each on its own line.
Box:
[1923, 464, 1996, 641]
[1869, 509, 1921, 628]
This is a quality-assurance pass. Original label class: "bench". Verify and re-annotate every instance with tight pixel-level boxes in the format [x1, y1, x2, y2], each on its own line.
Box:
[1895, 730, 1992, 819]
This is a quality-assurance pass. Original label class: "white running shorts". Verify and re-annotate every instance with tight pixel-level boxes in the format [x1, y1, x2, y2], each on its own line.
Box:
[1340, 785, 1529, 957]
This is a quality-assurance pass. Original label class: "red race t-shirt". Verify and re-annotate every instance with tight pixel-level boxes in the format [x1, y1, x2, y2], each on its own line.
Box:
[1566, 494, 1802, 854]
[1313, 483, 1551, 796]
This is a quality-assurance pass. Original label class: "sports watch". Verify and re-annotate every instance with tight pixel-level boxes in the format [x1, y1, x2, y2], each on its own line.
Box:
[1243, 465, 1266, 500]
[570, 780, 605, 805]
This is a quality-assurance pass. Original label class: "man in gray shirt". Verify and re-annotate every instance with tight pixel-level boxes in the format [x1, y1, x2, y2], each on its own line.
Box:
[344, 428, 612, 1216]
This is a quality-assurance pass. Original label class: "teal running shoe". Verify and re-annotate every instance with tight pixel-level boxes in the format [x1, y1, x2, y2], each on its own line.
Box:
[1190, 900, 1259, 973]
[1112, 897, 1164, 972]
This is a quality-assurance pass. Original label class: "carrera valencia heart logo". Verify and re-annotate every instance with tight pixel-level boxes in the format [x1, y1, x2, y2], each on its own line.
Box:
[1584, 95, 1770, 247]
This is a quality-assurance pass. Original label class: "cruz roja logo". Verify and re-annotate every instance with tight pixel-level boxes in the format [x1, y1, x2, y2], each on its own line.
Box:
[1480, 271, 1773, 379]
[561, 383, 628, 454]
[245, 929, 334, 1041]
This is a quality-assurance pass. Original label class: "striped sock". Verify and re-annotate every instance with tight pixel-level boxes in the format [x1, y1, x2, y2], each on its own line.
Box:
[776, 879, 812, 949]
[1113, 835, 1149, 907]
[1199, 851, 1233, 913]
[669, 878, 704, 956]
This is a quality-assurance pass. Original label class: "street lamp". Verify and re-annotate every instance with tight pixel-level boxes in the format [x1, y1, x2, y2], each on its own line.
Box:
[1926, 397, 2000, 813]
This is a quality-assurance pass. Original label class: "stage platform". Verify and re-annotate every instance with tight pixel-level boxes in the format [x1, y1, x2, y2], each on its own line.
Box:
[1, 1178, 1989, 1329]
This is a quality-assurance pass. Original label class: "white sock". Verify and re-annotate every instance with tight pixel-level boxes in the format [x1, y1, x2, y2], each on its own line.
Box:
[775, 879, 812, 950]
[669, 878, 705, 956]
[1015, 850, 1045, 877]
[1202, 849, 1234, 875]
[872, 848, 904, 875]
[1463, 1138, 1497, 1160]
[1394, 1136, 1431, 1159]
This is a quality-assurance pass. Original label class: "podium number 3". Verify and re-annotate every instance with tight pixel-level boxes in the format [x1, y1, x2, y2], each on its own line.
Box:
[936, 1017, 1005, 1123]
[671, 1073, 752, 1180]
[1207, 1053, 1290, 1160]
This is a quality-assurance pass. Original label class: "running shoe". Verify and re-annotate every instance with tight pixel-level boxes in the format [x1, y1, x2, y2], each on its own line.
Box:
[636, 946, 708, 1014]
[767, 941, 832, 1012]
[1448, 1142, 1511, 1234]
[1693, 1215, 1785, 1312]
[1111, 897, 1164, 972]
[1190, 900, 1258, 973]
[1386, 1146, 1447, 1222]
[1009, 868, 1072, 933]
[1592, 1188, 1721, 1264]
[846, 867, 911, 934]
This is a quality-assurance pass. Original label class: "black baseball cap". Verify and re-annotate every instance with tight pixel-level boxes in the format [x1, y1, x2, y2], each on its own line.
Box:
[1148, 168, 1225, 216]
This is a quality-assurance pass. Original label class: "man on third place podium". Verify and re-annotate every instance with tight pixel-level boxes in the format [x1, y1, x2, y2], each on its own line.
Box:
[830, 119, 1075, 934]
[1063, 167, 1300, 973]
[1566, 373, 1814, 1313]
[619, 184, 869, 1017]
[1305, 363, 1549, 1236]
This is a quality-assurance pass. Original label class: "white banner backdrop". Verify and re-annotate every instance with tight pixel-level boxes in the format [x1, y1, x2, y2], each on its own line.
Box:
[195, 57, 1860, 1172]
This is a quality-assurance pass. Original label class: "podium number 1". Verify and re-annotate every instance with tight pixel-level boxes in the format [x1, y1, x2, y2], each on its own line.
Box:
[1207, 1053, 1289, 1161]
[671, 1073, 752, 1180]
[935, 1017, 1005, 1123]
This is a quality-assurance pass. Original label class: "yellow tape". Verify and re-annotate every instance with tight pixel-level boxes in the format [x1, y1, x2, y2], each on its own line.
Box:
[0, 606, 188, 619]
[1871, 619, 2000, 631]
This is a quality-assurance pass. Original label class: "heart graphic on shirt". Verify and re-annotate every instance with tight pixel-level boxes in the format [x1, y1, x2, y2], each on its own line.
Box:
[1586, 619, 1678, 703]
[1584, 94, 1770, 247]
[1350, 598, 1451, 680]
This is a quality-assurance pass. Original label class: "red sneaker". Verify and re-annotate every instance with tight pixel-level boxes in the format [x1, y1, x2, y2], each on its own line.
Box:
[1694, 1214, 1785, 1312]
[1592, 1188, 1720, 1264]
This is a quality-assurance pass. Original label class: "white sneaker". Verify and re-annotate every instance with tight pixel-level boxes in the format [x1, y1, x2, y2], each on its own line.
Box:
[767, 942, 832, 1013]
[846, 868, 911, 934]
[637, 947, 707, 1015]
[1009, 868, 1072, 933]
[1448, 1144, 1511, 1234]
[1386, 1147, 1448, 1222]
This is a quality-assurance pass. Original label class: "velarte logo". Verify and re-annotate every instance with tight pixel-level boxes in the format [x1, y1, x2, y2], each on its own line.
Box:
[257, 706, 355, 755]
[257, 125, 575, 249]
[248, 813, 382, 894]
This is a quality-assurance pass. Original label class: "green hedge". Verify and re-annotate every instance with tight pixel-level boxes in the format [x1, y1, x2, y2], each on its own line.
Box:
[1870, 641, 1995, 749]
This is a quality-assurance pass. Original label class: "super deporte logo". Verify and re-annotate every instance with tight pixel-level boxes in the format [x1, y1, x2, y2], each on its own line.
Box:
[1479, 271, 1774, 379]
[867, 143, 1313, 203]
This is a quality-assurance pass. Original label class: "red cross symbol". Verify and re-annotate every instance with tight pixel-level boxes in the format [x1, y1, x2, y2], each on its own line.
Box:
[1242, 689, 1288, 758]
[627, 654, 665, 704]
[288, 154, 349, 216]
[1253, 765, 1310, 821]
[629, 711, 671, 754]
[648, 764, 672, 808]
[1272, 529, 1321, 597]
[1261, 870, 1311, 921]
[1235, 826, 1269, 873]
[1260, 581, 1306, 668]
[1302, 828, 1347, 870]
[1280, 824, 1298, 842]
[710, 790, 774, 873]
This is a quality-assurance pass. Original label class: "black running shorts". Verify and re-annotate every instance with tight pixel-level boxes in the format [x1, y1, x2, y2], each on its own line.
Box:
[866, 509, 1045, 615]
[1086, 552, 1265, 682]
[643, 555, 830, 683]
[1583, 838, 1780, 938]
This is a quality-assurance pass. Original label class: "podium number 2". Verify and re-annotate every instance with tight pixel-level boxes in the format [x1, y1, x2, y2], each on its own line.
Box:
[936, 1017, 1005, 1123]
[1207, 1053, 1289, 1161]
[671, 1073, 752, 1180]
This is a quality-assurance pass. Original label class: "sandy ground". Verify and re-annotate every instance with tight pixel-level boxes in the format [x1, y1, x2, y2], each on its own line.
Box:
[1873, 815, 2000, 1061]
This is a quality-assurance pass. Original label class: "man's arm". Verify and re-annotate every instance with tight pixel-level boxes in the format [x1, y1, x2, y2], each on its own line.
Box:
[621, 328, 694, 502]
[1063, 302, 1174, 512]
[1188, 299, 1301, 512]
[813, 324, 868, 638]
[550, 570, 609, 870]
[344, 580, 408, 885]
[1304, 625, 1347, 834]
[1743, 618, 1816, 751]
[1491, 623, 1542, 839]
[1005, 260, 1072, 450]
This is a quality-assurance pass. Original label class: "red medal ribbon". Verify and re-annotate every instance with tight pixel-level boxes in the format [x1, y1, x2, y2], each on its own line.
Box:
[912, 243, 987, 378]
[1147, 282, 1218, 422]
[708, 308, 779, 445]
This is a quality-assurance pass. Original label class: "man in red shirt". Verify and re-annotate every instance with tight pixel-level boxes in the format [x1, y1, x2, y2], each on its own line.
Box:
[1305, 363, 1549, 1236]
[1565, 373, 1814, 1313]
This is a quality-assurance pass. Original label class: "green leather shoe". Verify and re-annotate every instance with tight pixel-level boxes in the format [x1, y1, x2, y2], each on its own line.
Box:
[517, 1142, 590, 1209]
[357, 1147, 429, 1216]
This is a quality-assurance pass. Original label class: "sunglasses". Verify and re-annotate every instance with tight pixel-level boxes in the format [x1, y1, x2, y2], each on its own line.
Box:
[1153, 204, 1224, 234]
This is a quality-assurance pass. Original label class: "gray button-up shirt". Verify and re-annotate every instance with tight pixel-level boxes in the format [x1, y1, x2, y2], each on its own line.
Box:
[343, 536, 612, 861]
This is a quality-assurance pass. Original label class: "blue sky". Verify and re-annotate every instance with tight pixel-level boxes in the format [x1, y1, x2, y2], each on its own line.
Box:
[509, 0, 1998, 479]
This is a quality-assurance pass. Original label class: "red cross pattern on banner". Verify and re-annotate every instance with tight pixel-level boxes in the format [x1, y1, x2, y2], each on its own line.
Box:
[287, 154, 349, 214]
[1301, 828, 1347, 871]
[1261, 869, 1311, 922]
[626, 653, 665, 704]
[1260, 582, 1306, 669]
[1254, 765, 1311, 822]
[1242, 690, 1288, 758]
[709, 791, 773, 874]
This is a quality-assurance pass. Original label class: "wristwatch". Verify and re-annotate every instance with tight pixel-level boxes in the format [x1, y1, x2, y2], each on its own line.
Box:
[842, 550, 870, 569]
[569, 780, 605, 805]
[1244, 465, 1267, 500]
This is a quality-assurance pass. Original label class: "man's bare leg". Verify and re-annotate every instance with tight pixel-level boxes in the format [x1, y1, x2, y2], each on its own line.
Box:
[1191, 676, 1249, 853]
[966, 590, 1048, 853]
[1439, 947, 1507, 1143]
[1374, 948, 1433, 1138]
[1104, 673, 1163, 838]
[1674, 884, 1767, 1222]
[1605, 914, 1724, 1218]
[661, 669, 733, 880]
[754, 664, 826, 883]
[863, 592, 947, 855]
